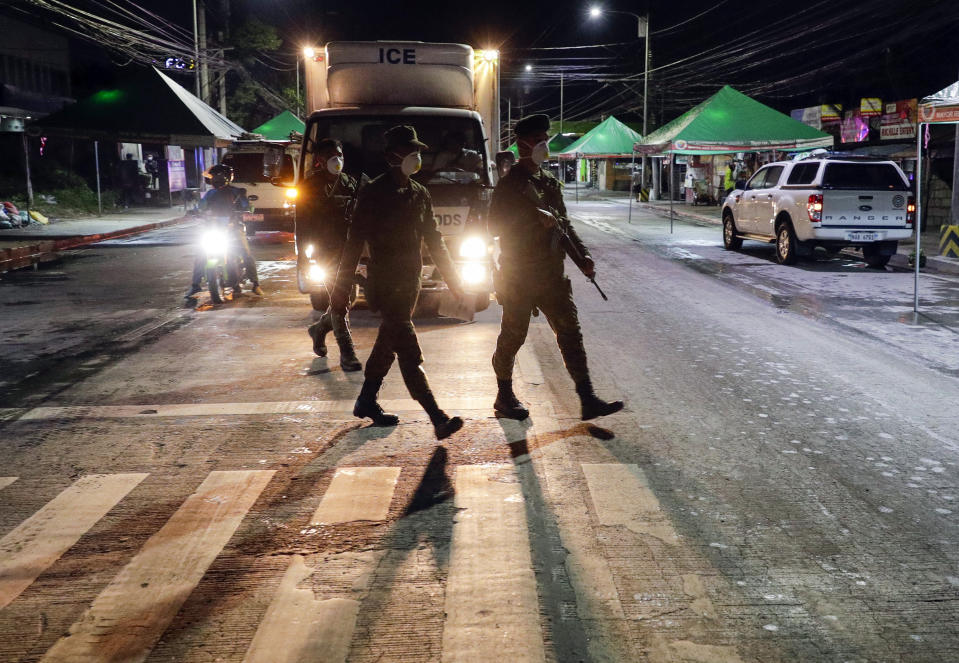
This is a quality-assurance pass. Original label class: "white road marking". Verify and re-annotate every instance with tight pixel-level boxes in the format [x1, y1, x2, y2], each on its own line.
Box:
[581, 463, 680, 543]
[41, 470, 274, 663]
[243, 555, 358, 663]
[0, 473, 148, 609]
[442, 464, 545, 663]
[0, 477, 17, 491]
[311, 467, 401, 524]
[16, 398, 491, 421]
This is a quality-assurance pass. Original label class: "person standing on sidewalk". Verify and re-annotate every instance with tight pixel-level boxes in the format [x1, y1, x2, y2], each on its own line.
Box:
[301, 139, 362, 371]
[488, 113, 624, 422]
[331, 125, 466, 440]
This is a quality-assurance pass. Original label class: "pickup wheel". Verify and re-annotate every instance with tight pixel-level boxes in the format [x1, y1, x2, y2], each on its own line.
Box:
[722, 213, 742, 250]
[775, 220, 799, 265]
[862, 244, 892, 269]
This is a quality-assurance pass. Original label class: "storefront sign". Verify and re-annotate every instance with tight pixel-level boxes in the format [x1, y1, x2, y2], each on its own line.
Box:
[880, 99, 917, 140]
[821, 104, 843, 123]
[791, 106, 822, 130]
[919, 104, 959, 123]
[860, 97, 882, 117]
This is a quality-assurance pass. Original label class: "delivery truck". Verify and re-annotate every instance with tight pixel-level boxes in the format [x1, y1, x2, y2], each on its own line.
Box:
[222, 136, 300, 234]
[293, 41, 501, 314]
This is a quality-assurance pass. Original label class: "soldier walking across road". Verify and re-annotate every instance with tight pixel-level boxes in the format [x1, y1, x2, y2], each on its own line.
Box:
[489, 113, 624, 422]
[301, 138, 362, 371]
[332, 125, 467, 440]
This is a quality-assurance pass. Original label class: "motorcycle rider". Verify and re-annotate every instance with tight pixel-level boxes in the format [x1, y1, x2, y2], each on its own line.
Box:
[300, 138, 362, 371]
[184, 164, 263, 298]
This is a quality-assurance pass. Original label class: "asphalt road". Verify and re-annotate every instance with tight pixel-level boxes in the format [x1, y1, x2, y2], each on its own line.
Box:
[1, 205, 957, 662]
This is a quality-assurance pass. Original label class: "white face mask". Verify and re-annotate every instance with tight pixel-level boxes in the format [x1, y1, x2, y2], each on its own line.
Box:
[396, 152, 422, 176]
[530, 140, 549, 166]
[326, 156, 344, 175]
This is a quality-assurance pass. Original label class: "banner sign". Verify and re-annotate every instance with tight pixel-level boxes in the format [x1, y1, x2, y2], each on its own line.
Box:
[919, 104, 959, 124]
[860, 97, 882, 117]
[820, 104, 843, 123]
[880, 99, 917, 140]
[791, 106, 822, 130]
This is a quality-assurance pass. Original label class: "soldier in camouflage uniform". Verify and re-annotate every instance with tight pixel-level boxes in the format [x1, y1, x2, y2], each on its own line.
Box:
[301, 138, 361, 371]
[332, 125, 466, 440]
[489, 113, 623, 421]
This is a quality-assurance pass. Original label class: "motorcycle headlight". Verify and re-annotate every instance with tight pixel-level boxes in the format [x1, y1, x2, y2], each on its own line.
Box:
[459, 235, 488, 259]
[201, 229, 228, 256]
[308, 264, 326, 283]
[461, 262, 486, 285]
[304, 243, 315, 259]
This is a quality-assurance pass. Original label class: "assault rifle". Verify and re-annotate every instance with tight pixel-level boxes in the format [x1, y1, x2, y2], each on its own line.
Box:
[521, 182, 608, 300]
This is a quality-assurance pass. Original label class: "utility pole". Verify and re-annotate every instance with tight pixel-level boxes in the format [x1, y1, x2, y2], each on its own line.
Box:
[198, 0, 209, 104]
[192, 0, 200, 97]
[559, 72, 564, 135]
[219, 0, 230, 116]
[641, 13, 650, 193]
[953, 65, 959, 227]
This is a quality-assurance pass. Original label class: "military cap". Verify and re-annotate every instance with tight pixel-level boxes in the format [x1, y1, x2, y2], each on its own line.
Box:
[384, 125, 428, 150]
[514, 113, 551, 138]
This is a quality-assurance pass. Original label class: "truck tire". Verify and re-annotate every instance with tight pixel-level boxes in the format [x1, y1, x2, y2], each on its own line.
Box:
[862, 244, 892, 269]
[475, 292, 491, 312]
[723, 212, 742, 250]
[775, 220, 799, 265]
[310, 291, 330, 312]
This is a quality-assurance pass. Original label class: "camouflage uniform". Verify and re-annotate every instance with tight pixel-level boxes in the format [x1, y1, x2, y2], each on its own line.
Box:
[299, 171, 360, 358]
[489, 166, 591, 383]
[334, 172, 460, 400]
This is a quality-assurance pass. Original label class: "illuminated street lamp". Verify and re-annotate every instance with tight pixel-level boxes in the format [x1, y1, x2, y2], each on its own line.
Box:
[589, 5, 650, 183]
[297, 46, 317, 118]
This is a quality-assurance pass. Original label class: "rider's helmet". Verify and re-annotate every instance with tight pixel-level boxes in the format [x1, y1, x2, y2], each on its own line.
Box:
[207, 163, 234, 189]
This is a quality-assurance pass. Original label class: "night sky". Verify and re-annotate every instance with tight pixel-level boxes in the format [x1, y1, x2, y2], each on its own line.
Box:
[14, 0, 959, 128]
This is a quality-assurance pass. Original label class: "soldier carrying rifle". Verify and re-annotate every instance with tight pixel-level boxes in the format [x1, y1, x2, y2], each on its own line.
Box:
[488, 113, 624, 421]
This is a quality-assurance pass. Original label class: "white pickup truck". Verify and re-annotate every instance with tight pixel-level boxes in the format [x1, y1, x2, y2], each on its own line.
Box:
[721, 154, 915, 267]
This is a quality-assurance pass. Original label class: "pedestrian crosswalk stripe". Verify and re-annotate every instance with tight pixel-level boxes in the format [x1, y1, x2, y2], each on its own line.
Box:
[16, 398, 492, 421]
[311, 467, 401, 525]
[0, 477, 17, 491]
[581, 463, 680, 543]
[242, 555, 359, 663]
[443, 464, 546, 662]
[0, 473, 148, 610]
[41, 470, 274, 663]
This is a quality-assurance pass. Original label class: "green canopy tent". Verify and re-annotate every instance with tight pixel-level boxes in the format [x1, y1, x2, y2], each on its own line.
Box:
[636, 85, 832, 155]
[251, 110, 305, 141]
[555, 116, 644, 159]
[506, 132, 582, 157]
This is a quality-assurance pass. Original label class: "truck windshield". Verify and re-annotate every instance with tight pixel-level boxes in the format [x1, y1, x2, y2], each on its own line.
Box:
[821, 163, 908, 191]
[222, 153, 294, 183]
[304, 115, 487, 184]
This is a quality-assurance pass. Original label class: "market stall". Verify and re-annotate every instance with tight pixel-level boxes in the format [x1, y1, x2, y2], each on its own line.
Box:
[636, 86, 833, 203]
[251, 110, 305, 141]
[555, 116, 643, 190]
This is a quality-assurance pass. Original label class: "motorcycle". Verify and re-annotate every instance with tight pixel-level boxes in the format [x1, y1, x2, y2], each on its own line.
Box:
[193, 195, 259, 304]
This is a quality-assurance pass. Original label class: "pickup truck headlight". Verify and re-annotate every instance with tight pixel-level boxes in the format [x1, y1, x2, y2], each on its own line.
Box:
[308, 264, 326, 283]
[459, 235, 487, 259]
[461, 262, 486, 285]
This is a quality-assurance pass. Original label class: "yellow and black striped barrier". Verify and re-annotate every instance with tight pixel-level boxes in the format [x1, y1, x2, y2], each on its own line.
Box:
[940, 225, 959, 258]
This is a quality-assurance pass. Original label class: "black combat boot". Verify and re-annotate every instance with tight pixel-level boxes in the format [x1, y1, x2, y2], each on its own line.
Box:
[419, 392, 464, 440]
[307, 314, 332, 357]
[575, 378, 624, 421]
[493, 379, 530, 420]
[332, 314, 362, 372]
[353, 378, 399, 426]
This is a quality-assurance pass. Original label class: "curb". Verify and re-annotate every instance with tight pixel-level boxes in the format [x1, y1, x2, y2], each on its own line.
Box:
[0, 215, 187, 273]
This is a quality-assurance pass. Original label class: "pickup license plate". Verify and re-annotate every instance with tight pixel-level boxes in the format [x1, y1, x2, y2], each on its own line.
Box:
[846, 231, 880, 242]
[242, 213, 264, 222]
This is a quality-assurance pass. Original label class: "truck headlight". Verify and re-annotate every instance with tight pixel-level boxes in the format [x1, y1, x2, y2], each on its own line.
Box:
[308, 264, 326, 283]
[461, 262, 486, 285]
[201, 228, 228, 256]
[285, 187, 298, 200]
[459, 235, 487, 259]
[304, 243, 315, 259]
